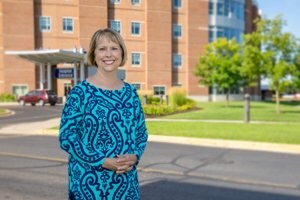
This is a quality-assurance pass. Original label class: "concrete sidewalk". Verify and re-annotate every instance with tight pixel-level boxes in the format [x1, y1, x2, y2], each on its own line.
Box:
[0, 117, 300, 155]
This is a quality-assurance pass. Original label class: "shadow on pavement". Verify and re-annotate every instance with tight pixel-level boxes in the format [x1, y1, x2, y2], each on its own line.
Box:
[140, 180, 300, 200]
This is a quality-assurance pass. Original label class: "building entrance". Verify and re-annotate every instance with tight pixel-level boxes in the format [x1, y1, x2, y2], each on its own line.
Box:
[5, 49, 86, 98]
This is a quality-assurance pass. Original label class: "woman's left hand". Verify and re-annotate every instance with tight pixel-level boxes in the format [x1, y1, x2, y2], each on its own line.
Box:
[115, 154, 137, 174]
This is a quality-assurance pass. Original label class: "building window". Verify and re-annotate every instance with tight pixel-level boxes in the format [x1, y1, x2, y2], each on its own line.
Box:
[173, 24, 182, 38]
[217, 2, 224, 15]
[209, 1, 214, 15]
[209, 25, 243, 43]
[173, 0, 182, 9]
[39, 16, 51, 32]
[154, 86, 165, 95]
[224, 0, 230, 17]
[172, 82, 182, 87]
[110, 20, 121, 33]
[212, 0, 244, 20]
[132, 0, 140, 5]
[235, 2, 244, 20]
[209, 25, 214, 42]
[132, 83, 141, 90]
[131, 22, 141, 35]
[110, 0, 121, 4]
[217, 26, 224, 38]
[62, 17, 74, 32]
[131, 53, 141, 65]
[12, 85, 28, 97]
[173, 53, 182, 68]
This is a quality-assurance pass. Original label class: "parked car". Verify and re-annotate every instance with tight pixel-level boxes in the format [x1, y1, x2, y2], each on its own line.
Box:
[18, 89, 57, 106]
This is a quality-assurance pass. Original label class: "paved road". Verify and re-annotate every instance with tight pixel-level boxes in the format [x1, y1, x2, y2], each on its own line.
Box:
[0, 105, 63, 128]
[1, 135, 300, 200]
[1, 105, 300, 199]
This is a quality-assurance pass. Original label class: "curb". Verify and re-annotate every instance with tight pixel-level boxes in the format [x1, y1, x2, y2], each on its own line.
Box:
[148, 135, 300, 155]
[0, 109, 15, 118]
[32, 129, 300, 155]
[0, 102, 19, 106]
[1, 116, 299, 155]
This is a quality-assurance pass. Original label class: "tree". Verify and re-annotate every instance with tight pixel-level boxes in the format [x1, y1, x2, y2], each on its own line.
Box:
[194, 38, 243, 106]
[291, 45, 300, 91]
[250, 15, 300, 113]
[241, 31, 265, 88]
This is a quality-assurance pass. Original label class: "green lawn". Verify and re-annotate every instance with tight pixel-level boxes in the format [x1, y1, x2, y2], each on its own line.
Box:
[146, 101, 300, 144]
[163, 101, 300, 122]
[146, 121, 300, 144]
[50, 101, 300, 145]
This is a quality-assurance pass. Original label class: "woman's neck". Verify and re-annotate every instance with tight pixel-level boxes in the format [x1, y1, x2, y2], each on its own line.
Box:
[87, 68, 123, 90]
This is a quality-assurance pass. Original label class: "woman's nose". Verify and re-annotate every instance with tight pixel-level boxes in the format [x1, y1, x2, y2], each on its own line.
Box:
[104, 49, 112, 56]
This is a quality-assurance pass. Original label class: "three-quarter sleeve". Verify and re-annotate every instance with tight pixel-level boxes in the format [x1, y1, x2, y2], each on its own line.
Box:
[59, 86, 105, 168]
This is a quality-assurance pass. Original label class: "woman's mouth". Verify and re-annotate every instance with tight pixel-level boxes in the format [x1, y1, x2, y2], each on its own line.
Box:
[104, 60, 114, 65]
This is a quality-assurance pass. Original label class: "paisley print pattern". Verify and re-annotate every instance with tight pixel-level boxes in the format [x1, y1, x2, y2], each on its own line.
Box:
[59, 80, 148, 200]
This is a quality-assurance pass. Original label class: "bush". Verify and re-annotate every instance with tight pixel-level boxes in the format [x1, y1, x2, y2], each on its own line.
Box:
[138, 88, 197, 117]
[169, 88, 192, 107]
[147, 95, 163, 105]
[0, 93, 16, 102]
[143, 105, 175, 116]
[177, 99, 197, 111]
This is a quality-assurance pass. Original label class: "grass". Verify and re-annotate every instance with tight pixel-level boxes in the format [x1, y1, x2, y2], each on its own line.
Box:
[162, 100, 300, 122]
[49, 101, 300, 145]
[146, 100, 300, 145]
[146, 121, 300, 144]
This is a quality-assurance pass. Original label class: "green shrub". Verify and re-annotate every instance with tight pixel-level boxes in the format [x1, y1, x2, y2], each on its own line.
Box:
[0, 93, 16, 102]
[139, 88, 197, 117]
[169, 88, 189, 107]
[147, 95, 162, 105]
[177, 99, 197, 111]
[143, 105, 175, 116]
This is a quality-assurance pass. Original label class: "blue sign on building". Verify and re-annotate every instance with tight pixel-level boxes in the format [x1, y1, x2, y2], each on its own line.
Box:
[55, 68, 74, 79]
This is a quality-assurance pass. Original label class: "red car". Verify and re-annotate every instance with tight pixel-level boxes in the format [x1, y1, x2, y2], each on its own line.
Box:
[18, 89, 57, 106]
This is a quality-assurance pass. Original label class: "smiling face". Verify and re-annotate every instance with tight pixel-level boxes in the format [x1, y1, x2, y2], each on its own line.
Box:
[87, 29, 127, 69]
[94, 36, 122, 73]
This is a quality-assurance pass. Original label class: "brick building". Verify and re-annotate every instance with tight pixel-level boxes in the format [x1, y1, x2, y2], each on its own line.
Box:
[0, 0, 259, 100]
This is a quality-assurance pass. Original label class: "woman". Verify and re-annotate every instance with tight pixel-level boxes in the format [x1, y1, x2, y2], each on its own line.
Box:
[59, 28, 148, 200]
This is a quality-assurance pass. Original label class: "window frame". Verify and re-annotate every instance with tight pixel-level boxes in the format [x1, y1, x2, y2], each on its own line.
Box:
[173, 53, 182, 68]
[173, 24, 182, 39]
[131, 0, 140, 6]
[62, 17, 74, 33]
[109, 20, 121, 33]
[173, 0, 182, 9]
[132, 83, 141, 90]
[153, 86, 166, 96]
[209, 1, 214, 15]
[131, 21, 141, 36]
[11, 84, 28, 97]
[39, 16, 51, 32]
[110, 0, 121, 4]
[131, 52, 141, 66]
[172, 82, 182, 87]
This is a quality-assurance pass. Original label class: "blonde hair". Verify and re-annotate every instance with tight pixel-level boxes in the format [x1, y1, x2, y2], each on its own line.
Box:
[87, 28, 127, 67]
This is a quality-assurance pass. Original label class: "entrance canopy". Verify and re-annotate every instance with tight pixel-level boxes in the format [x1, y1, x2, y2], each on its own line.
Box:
[5, 49, 86, 91]
[5, 49, 85, 65]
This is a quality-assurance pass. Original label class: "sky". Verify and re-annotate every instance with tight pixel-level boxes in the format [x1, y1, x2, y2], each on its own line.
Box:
[256, 0, 300, 39]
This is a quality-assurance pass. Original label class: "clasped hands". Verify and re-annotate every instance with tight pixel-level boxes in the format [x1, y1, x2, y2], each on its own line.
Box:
[103, 154, 137, 174]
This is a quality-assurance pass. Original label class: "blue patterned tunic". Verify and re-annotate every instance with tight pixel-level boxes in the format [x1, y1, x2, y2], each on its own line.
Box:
[59, 80, 148, 200]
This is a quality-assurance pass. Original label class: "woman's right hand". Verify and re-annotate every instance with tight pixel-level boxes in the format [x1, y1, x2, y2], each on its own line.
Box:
[102, 155, 137, 174]
[102, 158, 119, 171]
